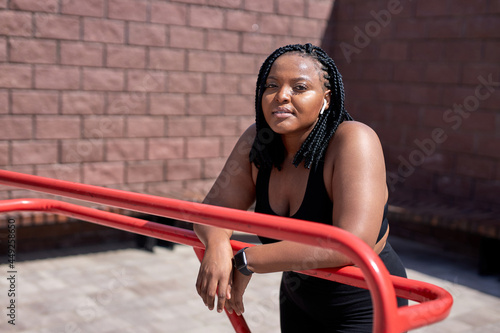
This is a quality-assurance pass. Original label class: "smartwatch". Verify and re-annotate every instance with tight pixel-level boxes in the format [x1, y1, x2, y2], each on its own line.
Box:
[233, 247, 253, 276]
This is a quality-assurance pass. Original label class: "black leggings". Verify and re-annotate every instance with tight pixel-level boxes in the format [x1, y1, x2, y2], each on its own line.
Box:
[279, 242, 407, 332]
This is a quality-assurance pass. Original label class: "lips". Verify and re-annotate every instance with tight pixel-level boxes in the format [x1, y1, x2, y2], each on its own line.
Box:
[272, 107, 293, 115]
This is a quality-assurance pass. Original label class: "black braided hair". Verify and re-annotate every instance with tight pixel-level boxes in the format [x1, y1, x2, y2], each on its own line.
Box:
[250, 43, 353, 170]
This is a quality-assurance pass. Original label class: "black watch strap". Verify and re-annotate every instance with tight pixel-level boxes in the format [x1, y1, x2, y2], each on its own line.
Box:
[233, 247, 253, 276]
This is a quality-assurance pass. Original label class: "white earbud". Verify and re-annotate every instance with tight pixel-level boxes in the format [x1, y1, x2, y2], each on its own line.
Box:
[319, 99, 328, 115]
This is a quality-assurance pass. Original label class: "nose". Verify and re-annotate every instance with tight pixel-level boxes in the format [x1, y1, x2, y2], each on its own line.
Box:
[275, 86, 291, 104]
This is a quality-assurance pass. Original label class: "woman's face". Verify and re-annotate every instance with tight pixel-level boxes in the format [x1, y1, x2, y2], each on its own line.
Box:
[261, 53, 330, 138]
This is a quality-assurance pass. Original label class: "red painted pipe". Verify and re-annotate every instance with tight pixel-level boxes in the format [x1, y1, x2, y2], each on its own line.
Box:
[0, 170, 453, 332]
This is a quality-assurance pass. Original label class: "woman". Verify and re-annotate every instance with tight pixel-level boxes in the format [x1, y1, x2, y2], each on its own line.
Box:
[194, 43, 407, 332]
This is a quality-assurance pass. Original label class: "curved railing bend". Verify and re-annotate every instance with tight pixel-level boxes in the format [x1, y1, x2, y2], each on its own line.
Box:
[0, 170, 453, 333]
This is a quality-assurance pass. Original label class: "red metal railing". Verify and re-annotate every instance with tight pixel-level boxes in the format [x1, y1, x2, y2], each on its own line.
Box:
[0, 170, 453, 332]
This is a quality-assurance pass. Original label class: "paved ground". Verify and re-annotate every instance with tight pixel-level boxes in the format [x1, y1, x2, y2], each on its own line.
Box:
[0, 235, 499, 333]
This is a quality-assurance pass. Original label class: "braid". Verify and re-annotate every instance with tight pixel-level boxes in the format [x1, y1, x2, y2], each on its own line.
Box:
[250, 43, 353, 170]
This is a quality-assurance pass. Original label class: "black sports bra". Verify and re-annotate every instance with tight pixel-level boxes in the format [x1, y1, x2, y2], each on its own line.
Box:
[255, 161, 389, 244]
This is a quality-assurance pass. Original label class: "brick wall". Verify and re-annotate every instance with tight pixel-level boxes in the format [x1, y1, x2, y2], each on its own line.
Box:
[0, 0, 334, 226]
[323, 0, 500, 211]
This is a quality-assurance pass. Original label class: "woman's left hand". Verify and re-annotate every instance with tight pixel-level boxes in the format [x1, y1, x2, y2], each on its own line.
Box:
[225, 269, 252, 316]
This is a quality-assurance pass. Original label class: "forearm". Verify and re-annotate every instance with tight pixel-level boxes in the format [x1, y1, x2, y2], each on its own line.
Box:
[245, 241, 353, 274]
[193, 224, 233, 249]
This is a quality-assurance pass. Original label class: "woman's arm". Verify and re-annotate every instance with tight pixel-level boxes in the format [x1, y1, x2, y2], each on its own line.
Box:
[244, 121, 389, 273]
[193, 124, 257, 313]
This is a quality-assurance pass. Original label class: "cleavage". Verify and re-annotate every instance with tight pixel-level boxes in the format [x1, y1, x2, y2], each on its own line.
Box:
[268, 166, 310, 217]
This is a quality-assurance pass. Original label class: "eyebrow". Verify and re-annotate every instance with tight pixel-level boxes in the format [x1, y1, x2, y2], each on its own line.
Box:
[266, 75, 313, 83]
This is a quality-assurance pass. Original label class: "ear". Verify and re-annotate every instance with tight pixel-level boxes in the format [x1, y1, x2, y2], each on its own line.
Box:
[323, 90, 331, 109]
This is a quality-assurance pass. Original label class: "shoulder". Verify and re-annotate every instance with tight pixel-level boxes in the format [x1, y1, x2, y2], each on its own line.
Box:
[325, 121, 384, 164]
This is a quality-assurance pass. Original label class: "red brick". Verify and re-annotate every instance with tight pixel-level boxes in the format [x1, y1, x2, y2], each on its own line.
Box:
[225, 10, 258, 32]
[459, 111, 496, 132]
[36, 164, 82, 183]
[12, 141, 58, 165]
[129, 23, 166, 47]
[151, 2, 187, 25]
[106, 138, 145, 161]
[189, 6, 224, 29]
[12, 91, 58, 114]
[167, 116, 203, 137]
[0, 0, 5, 8]
[242, 34, 274, 54]
[484, 41, 500, 62]
[244, 0, 274, 13]
[425, 63, 461, 84]
[394, 19, 427, 39]
[428, 18, 464, 39]
[127, 70, 165, 93]
[443, 40, 482, 62]
[83, 162, 125, 185]
[416, 0, 449, 17]
[476, 135, 500, 158]
[11, 0, 58, 12]
[127, 161, 163, 183]
[83, 116, 125, 138]
[83, 68, 124, 91]
[62, 0, 105, 17]
[207, 30, 240, 52]
[0, 37, 6, 62]
[0, 142, 9, 165]
[222, 135, 240, 156]
[126, 116, 164, 137]
[107, 92, 148, 114]
[170, 0, 204, 4]
[307, 0, 335, 19]
[377, 82, 410, 103]
[35, 65, 80, 90]
[60, 42, 104, 67]
[456, 154, 495, 179]
[0, 11, 32, 37]
[208, 0, 241, 8]
[61, 140, 104, 163]
[167, 72, 203, 93]
[259, 14, 291, 36]
[277, 0, 305, 16]
[465, 16, 500, 38]
[410, 41, 444, 61]
[440, 132, 475, 153]
[107, 44, 146, 69]
[0, 64, 32, 88]
[150, 93, 186, 115]
[205, 116, 239, 136]
[0, 90, 7, 114]
[166, 159, 202, 181]
[36, 116, 81, 139]
[224, 53, 257, 74]
[35, 14, 80, 40]
[147, 137, 185, 159]
[0, 116, 33, 139]
[204, 157, 226, 178]
[239, 74, 256, 95]
[449, 0, 489, 15]
[108, 0, 148, 21]
[224, 95, 254, 116]
[462, 64, 499, 85]
[169, 26, 205, 49]
[379, 41, 408, 61]
[62, 92, 105, 114]
[149, 48, 185, 71]
[187, 137, 220, 158]
[188, 51, 223, 72]
[188, 94, 222, 115]
[206, 74, 239, 94]
[84, 18, 125, 43]
[9, 38, 57, 64]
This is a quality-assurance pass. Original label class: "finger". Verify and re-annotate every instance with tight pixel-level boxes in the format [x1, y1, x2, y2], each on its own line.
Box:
[206, 279, 218, 311]
[217, 280, 229, 313]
